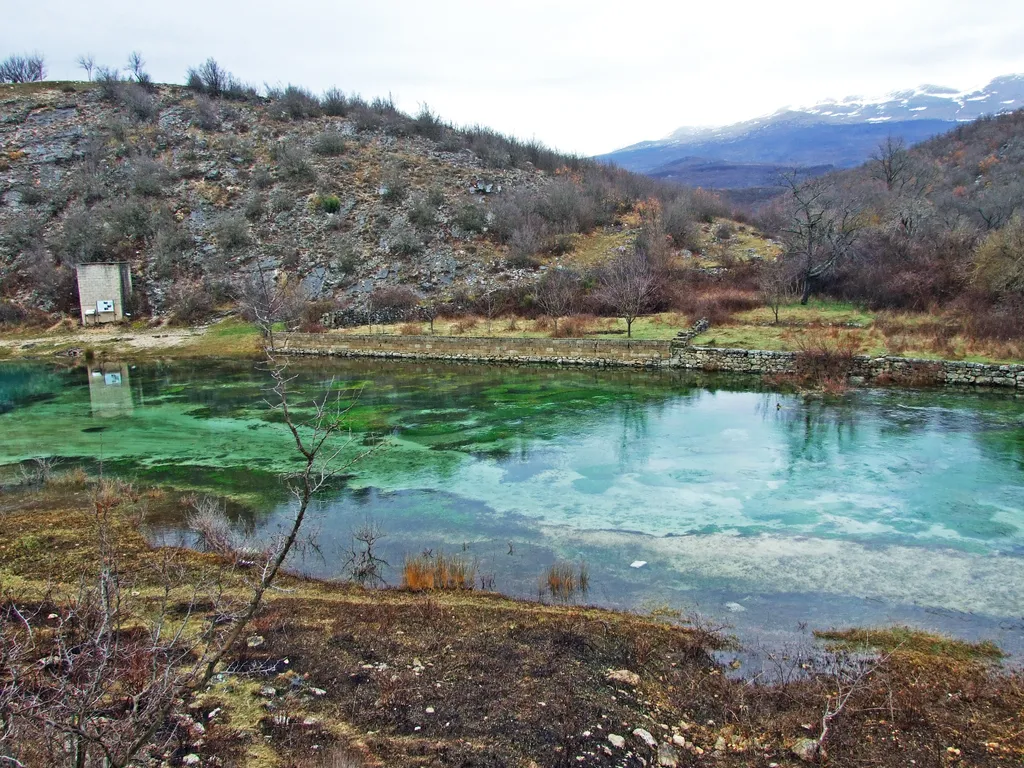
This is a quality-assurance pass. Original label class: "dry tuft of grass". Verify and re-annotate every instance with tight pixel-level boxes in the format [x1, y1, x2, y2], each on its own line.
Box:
[542, 561, 590, 601]
[402, 552, 477, 591]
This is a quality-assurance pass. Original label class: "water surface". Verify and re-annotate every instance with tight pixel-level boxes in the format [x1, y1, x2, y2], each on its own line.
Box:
[2, 358, 1023, 653]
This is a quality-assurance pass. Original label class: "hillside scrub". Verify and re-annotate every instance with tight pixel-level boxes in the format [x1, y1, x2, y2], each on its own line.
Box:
[0, 75, 706, 333]
[754, 110, 1024, 341]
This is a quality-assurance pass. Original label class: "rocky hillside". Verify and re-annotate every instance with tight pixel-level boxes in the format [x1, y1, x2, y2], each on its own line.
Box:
[0, 78, 674, 324]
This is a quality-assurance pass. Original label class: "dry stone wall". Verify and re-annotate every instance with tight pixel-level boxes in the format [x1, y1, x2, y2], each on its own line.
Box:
[276, 333, 1024, 389]
[277, 333, 673, 367]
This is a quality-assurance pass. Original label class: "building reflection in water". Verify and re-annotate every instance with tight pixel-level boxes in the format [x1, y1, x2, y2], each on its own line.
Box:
[87, 362, 133, 417]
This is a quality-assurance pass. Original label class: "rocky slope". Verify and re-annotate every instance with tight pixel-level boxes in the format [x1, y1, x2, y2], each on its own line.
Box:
[0, 80, 628, 321]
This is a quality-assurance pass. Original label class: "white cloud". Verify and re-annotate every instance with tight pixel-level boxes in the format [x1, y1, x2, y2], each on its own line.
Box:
[2, 0, 1023, 155]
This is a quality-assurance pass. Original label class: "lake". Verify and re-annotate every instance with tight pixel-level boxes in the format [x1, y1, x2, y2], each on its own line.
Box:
[2, 358, 1023, 653]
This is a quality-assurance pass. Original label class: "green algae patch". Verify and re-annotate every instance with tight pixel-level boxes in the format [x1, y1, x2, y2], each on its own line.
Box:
[815, 626, 1005, 662]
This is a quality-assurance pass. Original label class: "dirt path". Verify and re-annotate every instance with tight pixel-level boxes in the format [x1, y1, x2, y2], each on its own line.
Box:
[0, 325, 207, 355]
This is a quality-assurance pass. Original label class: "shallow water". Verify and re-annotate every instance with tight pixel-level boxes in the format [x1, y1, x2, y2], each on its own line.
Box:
[2, 358, 1023, 653]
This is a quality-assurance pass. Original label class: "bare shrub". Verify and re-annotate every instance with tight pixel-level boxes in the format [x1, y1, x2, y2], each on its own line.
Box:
[379, 164, 408, 203]
[535, 268, 582, 335]
[118, 82, 157, 121]
[273, 142, 316, 183]
[674, 287, 760, 326]
[186, 495, 242, 557]
[322, 87, 349, 116]
[130, 156, 169, 196]
[791, 329, 863, 393]
[454, 200, 487, 234]
[212, 214, 251, 251]
[408, 193, 439, 229]
[311, 131, 347, 156]
[192, 94, 221, 130]
[185, 57, 256, 100]
[413, 103, 444, 140]
[269, 84, 322, 120]
[384, 218, 423, 256]
[0, 53, 45, 83]
[167, 279, 216, 324]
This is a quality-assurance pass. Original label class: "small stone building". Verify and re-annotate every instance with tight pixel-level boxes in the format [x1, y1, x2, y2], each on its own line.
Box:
[75, 262, 132, 325]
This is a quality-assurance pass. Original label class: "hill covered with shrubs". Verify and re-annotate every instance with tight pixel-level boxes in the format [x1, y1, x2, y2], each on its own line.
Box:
[0, 56, 729, 330]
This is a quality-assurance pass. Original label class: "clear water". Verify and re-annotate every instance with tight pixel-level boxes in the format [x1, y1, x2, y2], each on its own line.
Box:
[3, 358, 1023, 653]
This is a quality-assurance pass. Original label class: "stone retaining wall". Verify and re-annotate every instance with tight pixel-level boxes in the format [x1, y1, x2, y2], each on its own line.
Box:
[276, 333, 1024, 389]
[277, 333, 673, 366]
[672, 345, 1024, 388]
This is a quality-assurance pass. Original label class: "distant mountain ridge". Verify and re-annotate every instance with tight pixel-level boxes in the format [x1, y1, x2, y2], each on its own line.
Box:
[598, 74, 1024, 193]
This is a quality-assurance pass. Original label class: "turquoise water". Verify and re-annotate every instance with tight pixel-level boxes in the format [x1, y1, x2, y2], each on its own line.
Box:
[2, 358, 1024, 651]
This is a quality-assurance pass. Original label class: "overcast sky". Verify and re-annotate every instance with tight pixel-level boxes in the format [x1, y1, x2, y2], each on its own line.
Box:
[4, 0, 1024, 155]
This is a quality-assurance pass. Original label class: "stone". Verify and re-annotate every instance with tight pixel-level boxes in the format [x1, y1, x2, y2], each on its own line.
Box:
[258, 686, 277, 698]
[608, 734, 626, 749]
[630, 560, 647, 568]
[606, 669, 642, 687]
[657, 742, 680, 767]
[671, 734, 687, 748]
[791, 737, 820, 762]
[182, 755, 201, 766]
[724, 602, 746, 613]
[309, 687, 327, 697]
[633, 728, 658, 749]
[246, 635, 265, 648]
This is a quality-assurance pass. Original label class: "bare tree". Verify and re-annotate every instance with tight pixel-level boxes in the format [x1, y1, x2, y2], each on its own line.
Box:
[419, 298, 440, 335]
[0, 53, 46, 84]
[199, 357, 379, 683]
[237, 262, 298, 351]
[476, 289, 506, 335]
[870, 136, 911, 192]
[126, 51, 151, 86]
[535, 268, 581, 335]
[779, 173, 861, 304]
[758, 259, 795, 324]
[596, 249, 658, 338]
[76, 53, 96, 82]
[0, 485, 221, 767]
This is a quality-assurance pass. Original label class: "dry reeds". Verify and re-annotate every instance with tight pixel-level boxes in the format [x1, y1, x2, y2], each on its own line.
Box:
[402, 552, 477, 591]
[542, 561, 590, 601]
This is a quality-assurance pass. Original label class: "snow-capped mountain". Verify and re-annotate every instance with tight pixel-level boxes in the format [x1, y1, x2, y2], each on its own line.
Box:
[597, 74, 1024, 190]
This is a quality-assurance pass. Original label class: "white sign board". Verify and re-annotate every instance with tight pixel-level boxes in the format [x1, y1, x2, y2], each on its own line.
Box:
[97, 300, 115, 313]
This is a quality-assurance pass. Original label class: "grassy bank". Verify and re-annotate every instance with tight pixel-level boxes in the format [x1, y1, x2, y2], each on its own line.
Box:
[1, 476, 1021, 767]
[2, 298, 1022, 365]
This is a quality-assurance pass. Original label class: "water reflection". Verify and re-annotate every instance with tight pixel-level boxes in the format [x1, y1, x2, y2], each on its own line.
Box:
[87, 363, 133, 418]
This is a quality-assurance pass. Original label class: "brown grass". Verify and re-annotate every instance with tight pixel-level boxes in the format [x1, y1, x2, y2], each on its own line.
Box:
[542, 561, 590, 601]
[402, 552, 477, 591]
[398, 322, 423, 336]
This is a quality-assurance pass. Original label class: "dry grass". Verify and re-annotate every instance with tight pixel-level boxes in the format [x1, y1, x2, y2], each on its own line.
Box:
[542, 561, 590, 601]
[402, 552, 477, 591]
